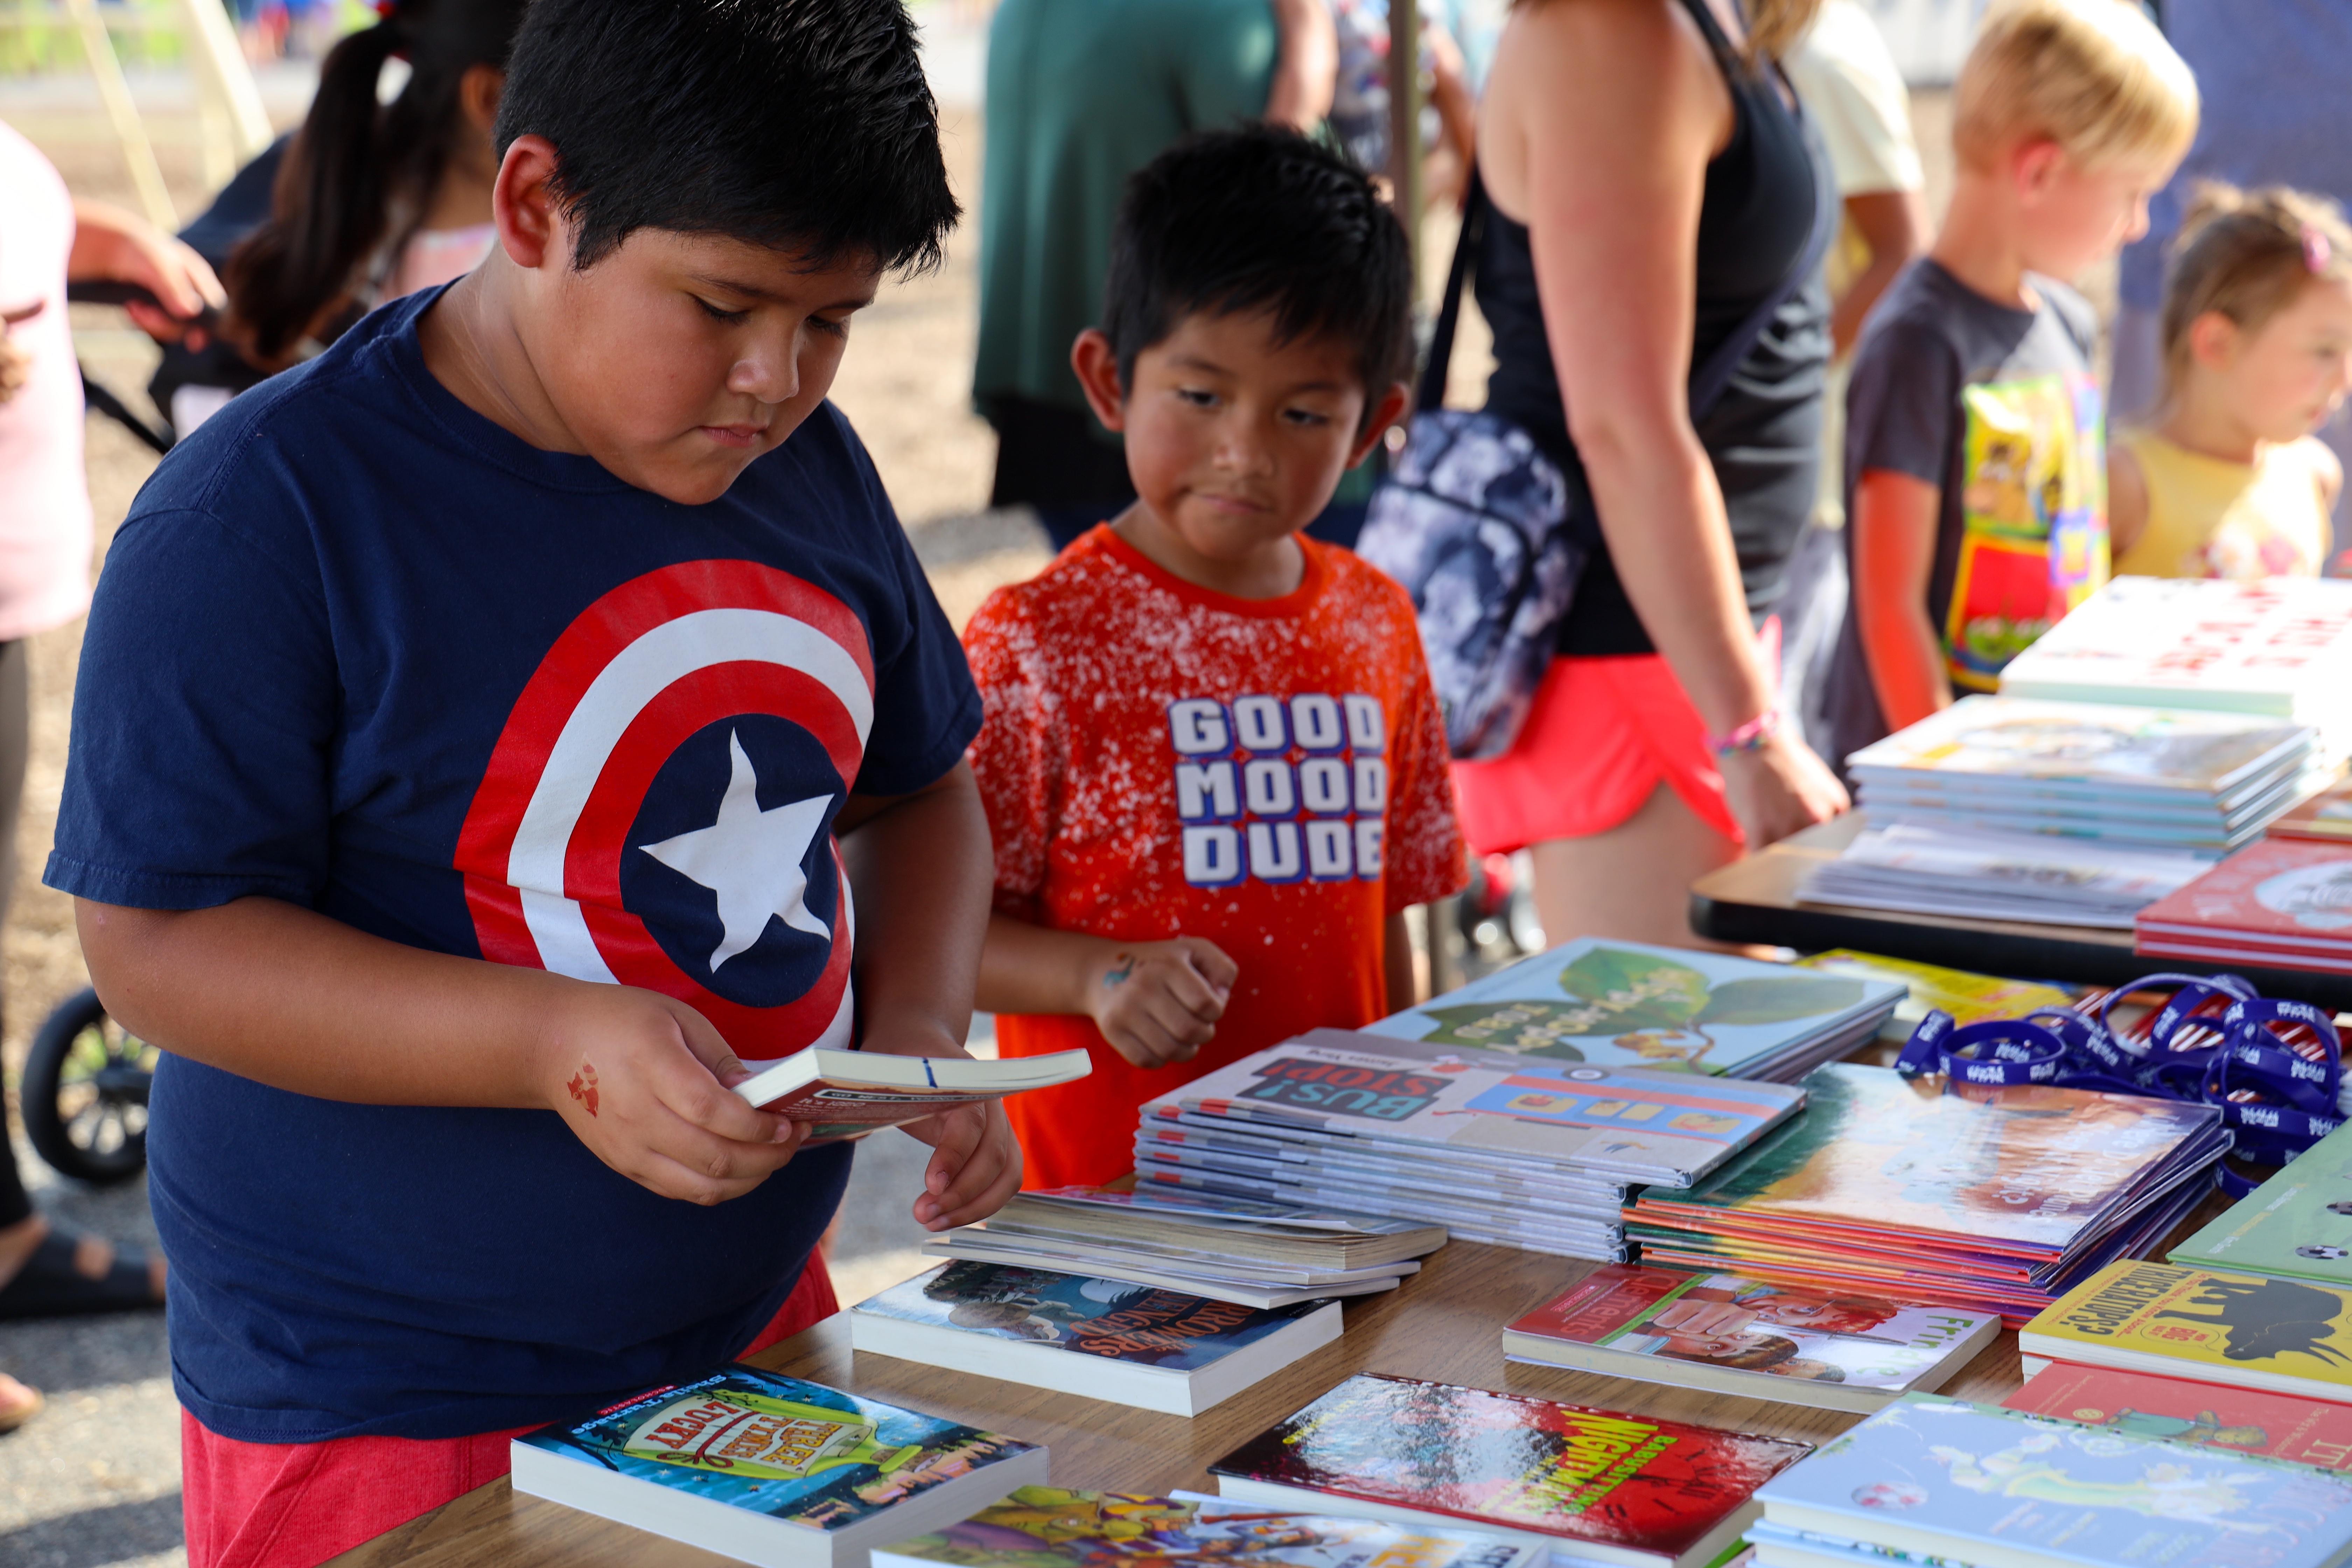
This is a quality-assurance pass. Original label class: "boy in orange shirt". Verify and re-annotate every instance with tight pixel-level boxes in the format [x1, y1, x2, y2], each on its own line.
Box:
[964, 126, 1466, 1190]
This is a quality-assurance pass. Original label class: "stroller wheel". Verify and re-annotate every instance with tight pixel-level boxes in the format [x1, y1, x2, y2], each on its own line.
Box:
[22, 988, 154, 1186]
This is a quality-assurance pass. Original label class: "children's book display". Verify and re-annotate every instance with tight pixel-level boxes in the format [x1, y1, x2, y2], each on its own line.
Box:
[1134, 1026, 1812, 1259]
[1997, 574, 2352, 758]
[1791, 950, 2073, 1043]
[1208, 1373, 1812, 1568]
[930, 1185, 1444, 1310]
[1750, 1392, 2352, 1568]
[2276, 770, 2352, 843]
[1799, 822, 2209, 928]
[846, 1261, 1343, 1417]
[2004, 1360, 2352, 1472]
[734, 1048, 1093, 1141]
[1502, 1264, 1999, 1414]
[507, 1365, 1048, 1568]
[1365, 939, 1904, 1083]
[1844, 695, 2316, 854]
[871, 1488, 1544, 1568]
[2020, 1260, 2352, 1401]
[2135, 836, 2352, 973]
[1622, 1063, 2228, 1323]
[2174, 1120, 2352, 1289]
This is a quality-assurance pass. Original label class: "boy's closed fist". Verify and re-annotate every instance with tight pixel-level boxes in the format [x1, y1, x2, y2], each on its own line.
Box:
[535, 984, 805, 1206]
[1086, 937, 1237, 1070]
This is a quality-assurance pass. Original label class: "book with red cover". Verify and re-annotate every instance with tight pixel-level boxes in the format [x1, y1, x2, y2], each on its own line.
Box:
[1206, 1372, 1810, 1568]
[2271, 769, 2352, 843]
[2134, 838, 2352, 958]
[2003, 1360, 2352, 1472]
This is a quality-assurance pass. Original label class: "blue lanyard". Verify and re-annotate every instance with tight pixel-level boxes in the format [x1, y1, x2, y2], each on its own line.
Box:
[1895, 974, 2345, 1197]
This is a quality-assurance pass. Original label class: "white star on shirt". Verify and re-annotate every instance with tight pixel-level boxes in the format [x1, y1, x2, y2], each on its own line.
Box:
[640, 730, 834, 974]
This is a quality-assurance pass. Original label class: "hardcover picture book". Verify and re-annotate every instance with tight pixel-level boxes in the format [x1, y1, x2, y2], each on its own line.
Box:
[1503, 1265, 1998, 1413]
[733, 1047, 1091, 1141]
[1847, 695, 2311, 803]
[2004, 1361, 2352, 1472]
[1365, 940, 1903, 1082]
[1207, 1373, 1811, 1568]
[2021, 1261, 2352, 1400]
[508, 1365, 1046, 1567]
[847, 1261, 1341, 1417]
[1624, 1064, 2229, 1322]
[2172, 1120, 2352, 1290]
[870, 1486, 1544, 1568]
[1753, 1393, 2352, 1568]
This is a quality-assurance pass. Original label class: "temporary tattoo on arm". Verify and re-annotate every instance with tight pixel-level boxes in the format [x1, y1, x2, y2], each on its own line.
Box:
[567, 1062, 601, 1117]
[1102, 954, 1136, 989]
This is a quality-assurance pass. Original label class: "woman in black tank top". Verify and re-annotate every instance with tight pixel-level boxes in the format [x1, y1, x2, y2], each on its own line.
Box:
[1455, 0, 1851, 947]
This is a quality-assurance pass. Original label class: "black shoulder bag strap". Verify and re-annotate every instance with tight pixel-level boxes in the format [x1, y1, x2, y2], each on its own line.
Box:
[1415, 170, 1488, 415]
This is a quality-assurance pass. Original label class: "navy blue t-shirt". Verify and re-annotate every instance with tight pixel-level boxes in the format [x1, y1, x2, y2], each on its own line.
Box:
[45, 287, 982, 1442]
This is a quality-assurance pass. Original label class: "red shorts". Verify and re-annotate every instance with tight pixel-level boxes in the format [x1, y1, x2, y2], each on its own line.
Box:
[180, 1258, 839, 1568]
[1449, 623, 1777, 857]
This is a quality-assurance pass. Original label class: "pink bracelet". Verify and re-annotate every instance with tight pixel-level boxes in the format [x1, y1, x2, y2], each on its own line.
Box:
[1708, 709, 1782, 756]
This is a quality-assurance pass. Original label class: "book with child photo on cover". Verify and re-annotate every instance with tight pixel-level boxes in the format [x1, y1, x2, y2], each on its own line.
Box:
[1502, 1265, 1998, 1413]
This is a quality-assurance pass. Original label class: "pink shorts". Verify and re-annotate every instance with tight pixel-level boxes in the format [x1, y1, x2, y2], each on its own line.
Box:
[179, 1258, 839, 1568]
[1449, 623, 1778, 857]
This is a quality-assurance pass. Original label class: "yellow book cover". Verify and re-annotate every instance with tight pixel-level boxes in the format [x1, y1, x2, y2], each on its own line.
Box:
[1792, 950, 2072, 1041]
[2020, 1261, 2352, 1398]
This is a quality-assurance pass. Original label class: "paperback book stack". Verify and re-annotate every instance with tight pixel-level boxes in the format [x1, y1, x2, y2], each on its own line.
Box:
[1134, 1024, 1812, 1260]
[1368, 938, 1906, 1082]
[1748, 1393, 2352, 1568]
[925, 1183, 1446, 1309]
[1622, 1062, 2229, 1323]
[2020, 1260, 2352, 1405]
[1998, 573, 2352, 759]
[1800, 822, 2209, 928]
[2134, 835, 2352, 972]
[1842, 695, 2316, 855]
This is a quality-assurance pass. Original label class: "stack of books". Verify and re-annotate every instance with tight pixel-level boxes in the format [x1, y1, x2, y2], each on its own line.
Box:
[1748, 1392, 2352, 1568]
[847, 1260, 1344, 1418]
[1622, 1063, 2229, 1324]
[1209, 1372, 1813, 1568]
[924, 1184, 1446, 1309]
[1998, 574, 2352, 759]
[2171, 1118, 2352, 1288]
[1366, 937, 1906, 1082]
[1133, 1026, 1811, 1260]
[1501, 1264, 2000, 1414]
[1800, 821, 2209, 927]
[1843, 695, 2316, 855]
[2274, 769, 2352, 842]
[2020, 1260, 2352, 1405]
[508, 1365, 1048, 1567]
[2135, 835, 2352, 972]
[875, 1487, 1544, 1568]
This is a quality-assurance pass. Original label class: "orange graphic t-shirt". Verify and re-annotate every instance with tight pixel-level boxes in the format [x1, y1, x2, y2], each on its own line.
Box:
[964, 525, 1466, 1188]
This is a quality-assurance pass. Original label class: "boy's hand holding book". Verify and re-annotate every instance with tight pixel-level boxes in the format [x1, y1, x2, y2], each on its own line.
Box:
[862, 1029, 1026, 1232]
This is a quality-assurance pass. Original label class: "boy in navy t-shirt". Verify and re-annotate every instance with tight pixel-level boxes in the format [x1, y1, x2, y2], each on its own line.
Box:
[44, 0, 1012, 1557]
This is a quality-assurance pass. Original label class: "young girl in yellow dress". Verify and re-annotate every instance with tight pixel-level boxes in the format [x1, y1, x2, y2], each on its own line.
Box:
[2110, 186, 2352, 579]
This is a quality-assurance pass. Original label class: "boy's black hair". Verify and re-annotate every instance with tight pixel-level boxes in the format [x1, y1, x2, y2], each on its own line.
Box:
[495, 0, 957, 274]
[1102, 125, 1413, 419]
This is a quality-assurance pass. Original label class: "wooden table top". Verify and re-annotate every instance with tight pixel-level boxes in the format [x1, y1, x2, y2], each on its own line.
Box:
[330, 1205, 2217, 1568]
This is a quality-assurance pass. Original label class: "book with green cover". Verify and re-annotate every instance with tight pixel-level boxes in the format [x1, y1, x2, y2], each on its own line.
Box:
[2173, 1120, 2352, 1288]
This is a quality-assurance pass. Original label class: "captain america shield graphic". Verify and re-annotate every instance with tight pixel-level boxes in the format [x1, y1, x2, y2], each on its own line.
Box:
[455, 560, 868, 1061]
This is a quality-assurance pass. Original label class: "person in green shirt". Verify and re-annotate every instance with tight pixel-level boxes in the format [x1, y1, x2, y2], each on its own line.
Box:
[975, 0, 1333, 550]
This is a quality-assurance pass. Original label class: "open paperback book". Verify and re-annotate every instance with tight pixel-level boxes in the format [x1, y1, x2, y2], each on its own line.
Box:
[732, 1048, 1090, 1141]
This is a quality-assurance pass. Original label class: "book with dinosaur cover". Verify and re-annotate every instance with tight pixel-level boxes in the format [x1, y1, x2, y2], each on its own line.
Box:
[1753, 1392, 2352, 1568]
[1502, 1265, 1998, 1414]
[1624, 1064, 2229, 1323]
[1790, 951, 2074, 1043]
[1207, 1373, 1811, 1568]
[2021, 1262, 2352, 1400]
[2003, 1361, 2352, 1472]
[508, 1365, 1047, 1568]
[733, 1048, 1091, 1142]
[2172, 1122, 2352, 1291]
[869, 1487, 1545, 1568]
[2134, 836, 2352, 968]
[847, 1261, 1341, 1417]
[1365, 940, 1903, 1082]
